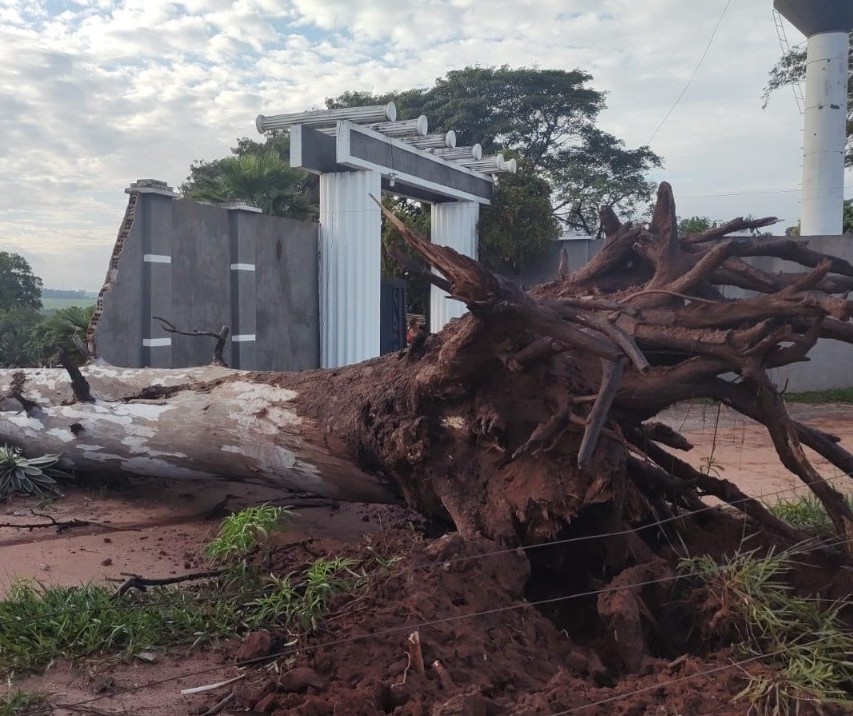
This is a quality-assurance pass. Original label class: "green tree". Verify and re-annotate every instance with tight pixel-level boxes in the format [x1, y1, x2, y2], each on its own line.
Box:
[478, 157, 561, 271]
[845, 198, 853, 234]
[326, 66, 662, 239]
[765, 34, 853, 165]
[183, 152, 318, 220]
[678, 216, 719, 235]
[0, 252, 42, 310]
[380, 196, 431, 314]
[551, 126, 660, 237]
[0, 306, 42, 367]
[28, 305, 95, 365]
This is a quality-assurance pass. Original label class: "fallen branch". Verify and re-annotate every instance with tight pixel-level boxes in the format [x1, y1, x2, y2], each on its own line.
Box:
[0, 509, 92, 532]
[153, 316, 230, 367]
[113, 569, 226, 597]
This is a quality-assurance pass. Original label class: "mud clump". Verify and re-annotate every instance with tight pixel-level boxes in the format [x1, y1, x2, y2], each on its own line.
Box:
[225, 518, 845, 716]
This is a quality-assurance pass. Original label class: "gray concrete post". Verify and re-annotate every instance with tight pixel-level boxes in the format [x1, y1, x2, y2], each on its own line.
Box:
[225, 201, 262, 369]
[129, 180, 179, 368]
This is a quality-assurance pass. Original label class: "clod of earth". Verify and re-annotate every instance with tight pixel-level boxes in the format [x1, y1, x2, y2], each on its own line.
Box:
[2, 182, 853, 674]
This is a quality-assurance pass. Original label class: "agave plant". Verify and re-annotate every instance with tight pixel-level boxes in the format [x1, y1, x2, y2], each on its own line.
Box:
[0, 445, 69, 498]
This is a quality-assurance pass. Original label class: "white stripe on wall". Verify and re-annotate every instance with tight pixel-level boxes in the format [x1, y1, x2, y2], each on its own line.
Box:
[142, 338, 172, 347]
[232, 334, 256, 342]
[230, 263, 256, 271]
[143, 254, 172, 263]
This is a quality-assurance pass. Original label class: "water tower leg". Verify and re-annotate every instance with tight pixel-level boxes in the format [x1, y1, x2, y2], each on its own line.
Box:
[801, 30, 850, 235]
[430, 201, 479, 332]
[319, 170, 382, 368]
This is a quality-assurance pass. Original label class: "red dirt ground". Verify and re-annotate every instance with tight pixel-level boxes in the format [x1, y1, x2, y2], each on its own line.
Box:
[2, 403, 852, 715]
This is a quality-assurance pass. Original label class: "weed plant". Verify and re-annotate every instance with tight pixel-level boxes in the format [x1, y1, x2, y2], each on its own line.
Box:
[0, 446, 69, 499]
[0, 504, 367, 675]
[783, 388, 853, 404]
[205, 504, 291, 563]
[0, 581, 240, 674]
[679, 545, 853, 715]
[767, 493, 853, 536]
[246, 557, 360, 635]
[0, 690, 46, 716]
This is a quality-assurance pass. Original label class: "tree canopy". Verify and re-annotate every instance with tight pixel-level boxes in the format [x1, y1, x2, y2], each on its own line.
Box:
[182, 135, 319, 221]
[765, 33, 853, 166]
[0, 252, 42, 311]
[183, 66, 661, 291]
[326, 66, 661, 239]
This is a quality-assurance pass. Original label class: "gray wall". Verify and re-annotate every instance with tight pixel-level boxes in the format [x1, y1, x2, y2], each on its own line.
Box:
[96, 193, 319, 371]
[519, 236, 853, 393]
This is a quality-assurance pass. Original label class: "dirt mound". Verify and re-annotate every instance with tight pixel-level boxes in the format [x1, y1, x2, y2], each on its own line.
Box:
[220, 516, 844, 716]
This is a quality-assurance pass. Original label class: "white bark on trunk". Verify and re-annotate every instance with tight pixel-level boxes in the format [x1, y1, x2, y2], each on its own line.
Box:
[0, 364, 395, 503]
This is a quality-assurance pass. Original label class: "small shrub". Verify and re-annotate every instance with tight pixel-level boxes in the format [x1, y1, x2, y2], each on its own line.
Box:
[0, 446, 69, 499]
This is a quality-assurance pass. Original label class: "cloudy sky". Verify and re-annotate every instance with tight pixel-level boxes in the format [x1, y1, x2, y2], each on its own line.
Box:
[0, 0, 849, 290]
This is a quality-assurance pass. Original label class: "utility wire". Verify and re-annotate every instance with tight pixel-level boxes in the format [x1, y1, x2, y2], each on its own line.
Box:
[0, 470, 850, 628]
[27, 531, 853, 716]
[551, 638, 829, 714]
[646, 0, 734, 145]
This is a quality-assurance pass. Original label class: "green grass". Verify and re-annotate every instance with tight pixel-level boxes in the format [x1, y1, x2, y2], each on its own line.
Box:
[679, 545, 853, 715]
[205, 504, 291, 563]
[0, 506, 366, 676]
[783, 388, 853, 404]
[0, 581, 240, 674]
[0, 690, 47, 716]
[767, 493, 853, 535]
[39, 297, 95, 313]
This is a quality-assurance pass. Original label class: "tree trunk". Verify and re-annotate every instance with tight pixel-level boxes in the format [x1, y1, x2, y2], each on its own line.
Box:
[3, 183, 853, 553]
[0, 365, 396, 504]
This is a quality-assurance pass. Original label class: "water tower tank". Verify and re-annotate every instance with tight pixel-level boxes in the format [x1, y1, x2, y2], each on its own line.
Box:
[773, 0, 853, 235]
[774, 0, 853, 36]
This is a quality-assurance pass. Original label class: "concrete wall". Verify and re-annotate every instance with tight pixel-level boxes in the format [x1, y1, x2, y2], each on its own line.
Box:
[518, 236, 853, 393]
[96, 190, 319, 371]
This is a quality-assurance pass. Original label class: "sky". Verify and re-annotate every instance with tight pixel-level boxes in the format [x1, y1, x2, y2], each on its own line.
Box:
[0, 0, 850, 291]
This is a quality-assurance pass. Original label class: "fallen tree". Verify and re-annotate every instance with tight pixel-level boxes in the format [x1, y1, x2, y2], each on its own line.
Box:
[2, 182, 853, 555]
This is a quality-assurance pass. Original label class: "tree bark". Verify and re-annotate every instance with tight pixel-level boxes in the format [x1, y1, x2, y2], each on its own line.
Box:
[3, 182, 853, 553]
[0, 365, 396, 504]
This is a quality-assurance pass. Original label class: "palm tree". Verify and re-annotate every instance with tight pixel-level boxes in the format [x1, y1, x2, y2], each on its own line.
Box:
[28, 305, 94, 365]
[186, 153, 318, 220]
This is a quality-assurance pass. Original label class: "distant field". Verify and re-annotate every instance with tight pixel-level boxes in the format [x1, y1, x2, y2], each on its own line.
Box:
[41, 297, 96, 312]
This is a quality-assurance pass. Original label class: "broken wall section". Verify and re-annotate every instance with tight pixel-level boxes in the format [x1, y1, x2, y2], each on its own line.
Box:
[93, 181, 320, 371]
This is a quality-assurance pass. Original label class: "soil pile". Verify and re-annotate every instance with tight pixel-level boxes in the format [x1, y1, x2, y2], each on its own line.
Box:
[220, 512, 850, 716]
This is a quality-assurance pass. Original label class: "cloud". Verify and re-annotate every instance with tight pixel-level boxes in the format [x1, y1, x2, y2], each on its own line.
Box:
[0, 0, 846, 289]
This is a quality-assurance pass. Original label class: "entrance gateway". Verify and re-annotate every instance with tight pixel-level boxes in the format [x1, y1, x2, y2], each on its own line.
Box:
[255, 103, 516, 368]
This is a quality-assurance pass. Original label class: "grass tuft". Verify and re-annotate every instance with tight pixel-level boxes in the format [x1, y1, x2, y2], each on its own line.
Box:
[679, 544, 853, 715]
[0, 581, 240, 674]
[784, 388, 853, 404]
[0, 690, 47, 716]
[767, 493, 853, 535]
[205, 504, 291, 563]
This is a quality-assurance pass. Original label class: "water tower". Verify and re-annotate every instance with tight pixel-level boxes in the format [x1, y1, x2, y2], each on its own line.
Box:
[774, 0, 853, 234]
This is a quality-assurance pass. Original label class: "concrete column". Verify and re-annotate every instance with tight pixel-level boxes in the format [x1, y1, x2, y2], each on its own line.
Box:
[430, 200, 479, 332]
[319, 170, 382, 368]
[225, 201, 262, 369]
[801, 31, 850, 235]
[129, 180, 178, 368]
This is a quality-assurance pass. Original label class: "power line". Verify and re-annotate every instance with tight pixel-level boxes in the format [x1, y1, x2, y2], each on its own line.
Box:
[646, 0, 734, 145]
[1, 469, 850, 629]
[29, 532, 853, 716]
[551, 638, 825, 714]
